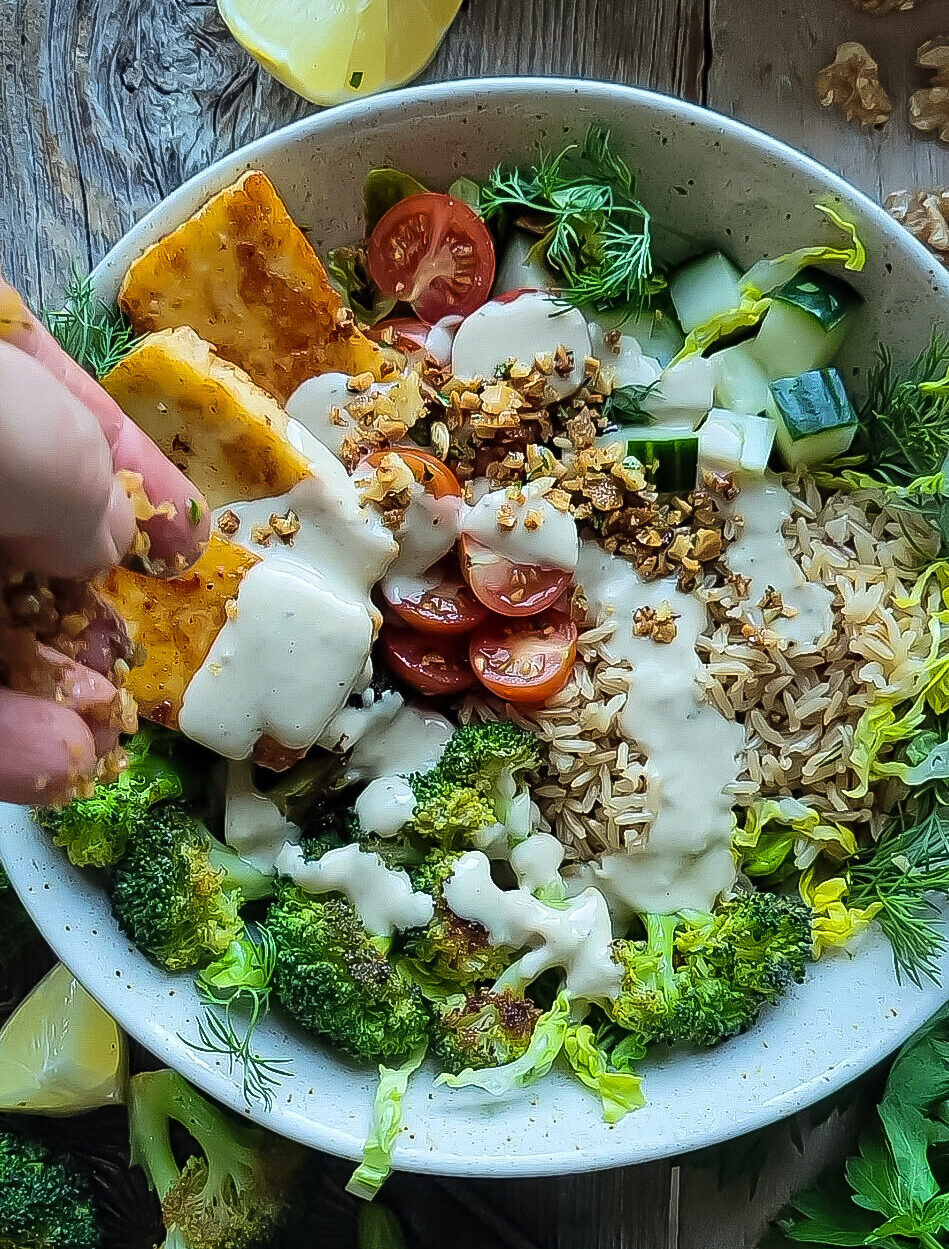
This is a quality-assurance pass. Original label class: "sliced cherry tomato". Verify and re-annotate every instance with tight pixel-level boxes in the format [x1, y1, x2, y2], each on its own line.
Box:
[469, 610, 578, 705]
[383, 563, 489, 635]
[367, 317, 431, 355]
[459, 535, 573, 618]
[367, 193, 496, 325]
[381, 625, 475, 696]
[364, 447, 462, 500]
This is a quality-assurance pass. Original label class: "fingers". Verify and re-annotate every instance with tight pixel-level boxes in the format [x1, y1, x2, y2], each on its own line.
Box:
[0, 688, 98, 805]
[0, 277, 210, 573]
[0, 342, 136, 576]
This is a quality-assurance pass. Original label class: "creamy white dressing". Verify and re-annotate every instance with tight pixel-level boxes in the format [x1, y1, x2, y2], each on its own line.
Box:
[178, 456, 397, 758]
[275, 842, 433, 937]
[509, 832, 566, 894]
[590, 326, 663, 392]
[643, 355, 714, 428]
[461, 481, 579, 571]
[451, 292, 592, 399]
[425, 315, 463, 367]
[354, 776, 416, 838]
[443, 851, 621, 1002]
[725, 471, 834, 653]
[345, 700, 454, 783]
[224, 760, 299, 872]
[575, 543, 744, 914]
[285, 373, 394, 459]
[369, 478, 462, 603]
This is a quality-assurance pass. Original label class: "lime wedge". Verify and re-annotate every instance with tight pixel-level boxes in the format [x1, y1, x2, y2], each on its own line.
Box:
[217, 0, 464, 106]
[0, 963, 128, 1114]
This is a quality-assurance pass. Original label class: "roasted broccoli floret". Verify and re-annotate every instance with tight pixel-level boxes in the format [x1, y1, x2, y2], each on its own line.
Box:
[110, 804, 272, 971]
[406, 851, 515, 987]
[34, 725, 195, 868]
[406, 770, 496, 850]
[436, 722, 541, 800]
[266, 884, 429, 1062]
[128, 1068, 304, 1249]
[0, 1128, 101, 1249]
[432, 988, 542, 1074]
[609, 892, 812, 1051]
[299, 803, 361, 862]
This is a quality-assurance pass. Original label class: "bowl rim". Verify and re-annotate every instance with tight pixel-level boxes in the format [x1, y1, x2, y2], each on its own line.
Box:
[48, 73, 945, 1174]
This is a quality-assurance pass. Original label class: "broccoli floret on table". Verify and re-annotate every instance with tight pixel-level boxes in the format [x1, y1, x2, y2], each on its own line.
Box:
[265, 883, 429, 1063]
[609, 892, 812, 1051]
[128, 1067, 304, 1249]
[432, 988, 542, 1075]
[34, 724, 196, 868]
[110, 803, 272, 972]
[0, 1128, 101, 1249]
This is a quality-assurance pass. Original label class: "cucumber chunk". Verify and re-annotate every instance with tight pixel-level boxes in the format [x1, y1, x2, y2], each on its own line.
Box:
[775, 265, 862, 332]
[589, 308, 685, 366]
[767, 368, 858, 469]
[669, 253, 743, 333]
[749, 268, 861, 379]
[620, 427, 699, 492]
[710, 342, 771, 415]
[643, 355, 714, 429]
[700, 409, 777, 475]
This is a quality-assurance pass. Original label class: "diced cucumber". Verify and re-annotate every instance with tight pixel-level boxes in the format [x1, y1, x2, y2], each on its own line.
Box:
[749, 267, 862, 379]
[493, 229, 556, 295]
[699, 409, 777, 475]
[767, 369, 858, 469]
[669, 253, 743, 333]
[643, 355, 714, 428]
[710, 342, 771, 415]
[620, 427, 699, 492]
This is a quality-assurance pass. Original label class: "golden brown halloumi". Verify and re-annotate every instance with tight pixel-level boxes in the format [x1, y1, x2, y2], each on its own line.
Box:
[97, 535, 259, 728]
[118, 171, 389, 403]
[101, 326, 312, 509]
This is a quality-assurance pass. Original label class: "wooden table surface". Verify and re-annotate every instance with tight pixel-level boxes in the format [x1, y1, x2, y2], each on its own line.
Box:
[1, 1, 946, 1245]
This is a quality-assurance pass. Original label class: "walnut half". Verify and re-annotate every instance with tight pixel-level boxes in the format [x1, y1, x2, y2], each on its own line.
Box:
[909, 39, 949, 144]
[851, 0, 926, 11]
[817, 42, 892, 128]
[886, 188, 949, 263]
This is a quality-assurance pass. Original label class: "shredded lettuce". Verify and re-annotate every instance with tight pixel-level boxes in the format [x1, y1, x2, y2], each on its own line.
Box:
[435, 992, 570, 1095]
[799, 869, 881, 958]
[670, 296, 771, 365]
[563, 1024, 645, 1123]
[740, 200, 867, 300]
[347, 1044, 427, 1201]
[734, 798, 857, 876]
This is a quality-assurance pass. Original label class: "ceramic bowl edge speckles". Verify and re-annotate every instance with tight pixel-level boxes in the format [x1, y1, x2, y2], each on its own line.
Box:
[3, 78, 948, 1176]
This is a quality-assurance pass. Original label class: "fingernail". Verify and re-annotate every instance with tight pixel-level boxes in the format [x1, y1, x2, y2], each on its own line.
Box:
[106, 475, 137, 561]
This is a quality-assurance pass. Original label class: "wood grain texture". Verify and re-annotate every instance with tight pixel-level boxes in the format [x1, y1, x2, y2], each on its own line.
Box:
[1, 1, 945, 1245]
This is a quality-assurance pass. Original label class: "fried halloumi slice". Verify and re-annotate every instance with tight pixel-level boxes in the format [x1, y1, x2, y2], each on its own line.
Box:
[97, 535, 259, 728]
[117, 170, 389, 403]
[101, 326, 312, 509]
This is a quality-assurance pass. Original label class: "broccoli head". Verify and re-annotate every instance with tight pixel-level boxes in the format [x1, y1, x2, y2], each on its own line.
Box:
[432, 988, 542, 1074]
[436, 722, 541, 798]
[34, 725, 194, 868]
[110, 804, 273, 972]
[128, 1067, 304, 1249]
[266, 884, 429, 1062]
[608, 892, 812, 1051]
[0, 1128, 101, 1249]
[406, 851, 515, 987]
[299, 803, 360, 862]
[407, 770, 496, 850]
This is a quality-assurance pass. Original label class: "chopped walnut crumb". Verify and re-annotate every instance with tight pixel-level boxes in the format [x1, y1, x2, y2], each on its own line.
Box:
[817, 41, 892, 128]
[269, 509, 301, 544]
[725, 572, 752, 600]
[553, 344, 574, 377]
[740, 622, 787, 650]
[910, 39, 949, 143]
[225, 598, 239, 621]
[496, 503, 519, 532]
[534, 352, 555, 376]
[886, 187, 949, 262]
[633, 601, 679, 644]
[565, 407, 599, 450]
[701, 469, 740, 502]
[524, 508, 545, 532]
[251, 522, 274, 546]
[347, 371, 374, 393]
[217, 509, 240, 536]
[335, 305, 356, 334]
[328, 405, 347, 427]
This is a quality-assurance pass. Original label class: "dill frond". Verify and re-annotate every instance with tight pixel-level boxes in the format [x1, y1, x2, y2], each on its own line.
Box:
[42, 270, 139, 379]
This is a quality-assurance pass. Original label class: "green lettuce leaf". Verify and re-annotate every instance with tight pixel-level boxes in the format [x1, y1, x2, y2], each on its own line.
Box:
[562, 1023, 645, 1123]
[740, 200, 866, 300]
[734, 798, 856, 876]
[347, 1044, 427, 1201]
[364, 167, 428, 233]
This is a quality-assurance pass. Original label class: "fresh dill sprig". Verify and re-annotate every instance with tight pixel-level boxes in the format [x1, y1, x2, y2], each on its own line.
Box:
[481, 125, 664, 316]
[42, 270, 139, 379]
[601, 379, 661, 427]
[180, 928, 291, 1111]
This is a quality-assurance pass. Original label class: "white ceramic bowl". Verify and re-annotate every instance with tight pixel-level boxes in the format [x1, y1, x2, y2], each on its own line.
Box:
[3, 79, 949, 1177]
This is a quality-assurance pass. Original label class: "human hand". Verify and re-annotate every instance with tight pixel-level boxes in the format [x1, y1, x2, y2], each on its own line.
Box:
[0, 276, 210, 804]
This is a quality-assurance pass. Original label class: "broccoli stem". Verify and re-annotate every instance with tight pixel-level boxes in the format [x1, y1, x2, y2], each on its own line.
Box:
[644, 914, 679, 995]
[128, 1069, 183, 1204]
[208, 842, 273, 902]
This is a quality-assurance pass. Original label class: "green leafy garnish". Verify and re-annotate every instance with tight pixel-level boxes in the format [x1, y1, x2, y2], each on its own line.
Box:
[347, 1043, 427, 1201]
[364, 167, 428, 234]
[326, 246, 396, 326]
[481, 125, 664, 315]
[562, 1023, 645, 1123]
[601, 380, 661, 426]
[42, 270, 138, 378]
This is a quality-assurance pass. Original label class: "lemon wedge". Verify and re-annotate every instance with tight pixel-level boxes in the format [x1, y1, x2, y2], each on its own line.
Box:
[217, 0, 463, 106]
[0, 963, 128, 1114]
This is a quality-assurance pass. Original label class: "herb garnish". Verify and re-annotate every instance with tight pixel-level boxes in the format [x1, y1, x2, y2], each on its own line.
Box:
[42, 271, 139, 379]
[601, 380, 661, 427]
[481, 125, 665, 316]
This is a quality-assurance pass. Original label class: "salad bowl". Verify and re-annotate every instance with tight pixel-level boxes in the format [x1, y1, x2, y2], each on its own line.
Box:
[2, 77, 949, 1177]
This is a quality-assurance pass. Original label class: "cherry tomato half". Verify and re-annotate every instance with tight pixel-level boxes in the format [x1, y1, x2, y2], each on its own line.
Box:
[459, 535, 573, 618]
[381, 625, 476, 696]
[367, 193, 496, 326]
[469, 610, 578, 705]
[383, 564, 489, 635]
[364, 447, 462, 500]
[367, 317, 431, 355]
